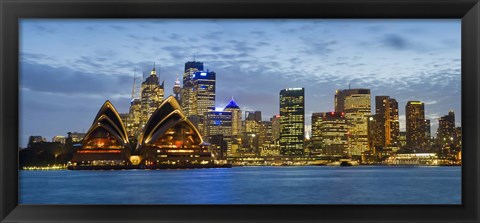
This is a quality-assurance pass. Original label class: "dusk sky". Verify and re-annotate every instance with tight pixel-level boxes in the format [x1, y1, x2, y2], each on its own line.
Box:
[19, 19, 461, 147]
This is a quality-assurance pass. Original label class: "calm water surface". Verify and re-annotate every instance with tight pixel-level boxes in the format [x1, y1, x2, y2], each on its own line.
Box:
[19, 166, 461, 204]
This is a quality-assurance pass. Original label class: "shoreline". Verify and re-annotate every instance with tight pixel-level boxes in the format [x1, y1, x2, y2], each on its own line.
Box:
[20, 163, 461, 170]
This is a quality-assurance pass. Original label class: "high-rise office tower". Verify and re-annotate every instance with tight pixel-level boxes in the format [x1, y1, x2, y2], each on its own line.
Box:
[260, 120, 273, 148]
[368, 114, 383, 152]
[192, 70, 216, 136]
[127, 74, 142, 138]
[140, 64, 164, 127]
[375, 96, 400, 147]
[224, 98, 242, 137]
[127, 99, 141, 138]
[425, 119, 431, 140]
[205, 110, 232, 158]
[311, 112, 326, 154]
[181, 61, 203, 117]
[271, 115, 281, 142]
[437, 111, 456, 152]
[243, 111, 262, 154]
[405, 101, 427, 149]
[320, 112, 349, 156]
[335, 88, 371, 156]
[279, 88, 305, 156]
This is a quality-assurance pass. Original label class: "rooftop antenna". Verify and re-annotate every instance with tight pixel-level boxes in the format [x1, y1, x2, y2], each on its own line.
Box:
[349, 82, 351, 89]
[193, 53, 196, 62]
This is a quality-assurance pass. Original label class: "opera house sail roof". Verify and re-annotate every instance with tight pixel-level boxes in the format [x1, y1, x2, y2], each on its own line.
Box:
[138, 96, 214, 166]
[138, 96, 204, 149]
[82, 100, 130, 149]
[71, 101, 131, 167]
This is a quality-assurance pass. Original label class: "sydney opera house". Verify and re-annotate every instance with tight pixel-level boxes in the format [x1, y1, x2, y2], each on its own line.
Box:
[69, 96, 223, 169]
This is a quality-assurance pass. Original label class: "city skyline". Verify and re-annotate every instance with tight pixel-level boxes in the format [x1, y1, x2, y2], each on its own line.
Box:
[20, 19, 461, 147]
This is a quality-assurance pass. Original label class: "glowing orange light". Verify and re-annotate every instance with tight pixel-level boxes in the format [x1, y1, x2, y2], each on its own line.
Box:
[77, 150, 121, 154]
[175, 141, 183, 148]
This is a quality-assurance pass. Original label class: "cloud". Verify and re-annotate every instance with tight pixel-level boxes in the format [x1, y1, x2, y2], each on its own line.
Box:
[110, 25, 126, 31]
[34, 24, 56, 33]
[382, 34, 408, 50]
[20, 61, 132, 97]
[424, 100, 438, 105]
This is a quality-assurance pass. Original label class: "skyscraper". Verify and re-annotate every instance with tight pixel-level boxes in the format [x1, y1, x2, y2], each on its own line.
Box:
[335, 88, 371, 156]
[224, 98, 242, 137]
[223, 98, 242, 156]
[425, 119, 431, 140]
[320, 112, 349, 156]
[192, 70, 216, 136]
[437, 111, 456, 153]
[243, 111, 262, 154]
[374, 96, 400, 147]
[140, 64, 165, 126]
[368, 114, 383, 152]
[405, 101, 427, 150]
[181, 61, 203, 117]
[311, 112, 326, 154]
[271, 115, 281, 142]
[279, 88, 305, 156]
[205, 110, 232, 158]
[127, 98, 141, 138]
[126, 71, 143, 139]
[190, 66, 216, 115]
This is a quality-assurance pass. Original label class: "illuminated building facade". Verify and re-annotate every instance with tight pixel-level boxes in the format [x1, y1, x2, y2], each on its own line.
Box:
[67, 132, 86, 143]
[223, 98, 242, 156]
[243, 111, 262, 154]
[399, 131, 407, 147]
[375, 96, 400, 147]
[28, 136, 46, 145]
[192, 70, 216, 136]
[336, 89, 371, 156]
[137, 96, 213, 166]
[140, 65, 165, 126]
[279, 88, 305, 156]
[425, 119, 432, 148]
[368, 114, 382, 152]
[73, 101, 131, 166]
[181, 61, 203, 117]
[205, 110, 232, 158]
[271, 115, 281, 142]
[437, 111, 456, 153]
[52, 136, 66, 144]
[224, 98, 242, 136]
[260, 121, 273, 149]
[320, 112, 349, 156]
[126, 98, 142, 138]
[311, 112, 326, 155]
[406, 101, 427, 149]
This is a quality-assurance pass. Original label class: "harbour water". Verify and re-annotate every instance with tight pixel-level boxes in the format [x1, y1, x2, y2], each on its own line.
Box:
[19, 166, 461, 204]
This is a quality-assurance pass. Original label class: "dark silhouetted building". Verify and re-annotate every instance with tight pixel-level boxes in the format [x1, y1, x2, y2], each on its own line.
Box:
[406, 101, 427, 150]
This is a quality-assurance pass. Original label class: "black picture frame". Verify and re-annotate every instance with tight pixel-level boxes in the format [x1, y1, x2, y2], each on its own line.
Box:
[1, 0, 479, 222]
